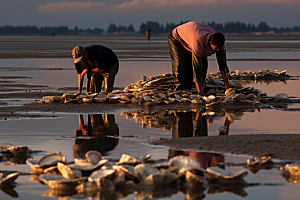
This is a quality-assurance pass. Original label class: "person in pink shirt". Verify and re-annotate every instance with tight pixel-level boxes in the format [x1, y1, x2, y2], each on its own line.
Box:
[168, 21, 230, 95]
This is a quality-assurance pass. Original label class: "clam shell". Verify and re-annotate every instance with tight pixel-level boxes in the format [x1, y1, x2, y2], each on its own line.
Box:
[61, 93, 76, 99]
[181, 98, 191, 103]
[68, 159, 108, 171]
[134, 163, 160, 181]
[93, 92, 108, 103]
[275, 93, 288, 101]
[113, 165, 137, 180]
[38, 153, 66, 166]
[39, 174, 86, 189]
[206, 167, 248, 181]
[185, 171, 208, 184]
[88, 169, 116, 183]
[117, 154, 144, 165]
[57, 162, 82, 179]
[64, 98, 79, 104]
[139, 169, 177, 186]
[169, 156, 201, 172]
[82, 98, 93, 103]
[85, 150, 102, 165]
[191, 99, 202, 104]
[0, 172, 19, 185]
[26, 158, 45, 173]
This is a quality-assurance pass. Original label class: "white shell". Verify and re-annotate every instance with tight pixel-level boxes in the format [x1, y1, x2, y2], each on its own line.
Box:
[38, 153, 66, 166]
[247, 156, 272, 166]
[57, 162, 82, 179]
[113, 165, 137, 180]
[88, 169, 115, 183]
[275, 93, 288, 101]
[85, 150, 102, 165]
[39, 174, 85, 189]
[117, 154, 144, 165]
[185, 171, 208, 184]
[134, 163, 160, 181]
[206, 167, 248, 181]
[0, 172, 19, 185]
[138, 169, 177, 186]
[169, 156, 201, 172]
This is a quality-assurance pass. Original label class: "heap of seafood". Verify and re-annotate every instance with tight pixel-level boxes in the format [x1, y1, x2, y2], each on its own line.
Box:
[37, 69, 300, 106]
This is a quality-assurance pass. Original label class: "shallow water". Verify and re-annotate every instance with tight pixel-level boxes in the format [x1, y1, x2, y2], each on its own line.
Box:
[0, 35, 300, 199]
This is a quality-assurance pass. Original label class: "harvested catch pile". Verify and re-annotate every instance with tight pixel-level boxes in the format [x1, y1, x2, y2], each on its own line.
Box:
[37, 69, 300, 107]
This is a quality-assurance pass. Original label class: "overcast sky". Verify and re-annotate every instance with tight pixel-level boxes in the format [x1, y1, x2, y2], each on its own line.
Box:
[2, 0, 300, 30]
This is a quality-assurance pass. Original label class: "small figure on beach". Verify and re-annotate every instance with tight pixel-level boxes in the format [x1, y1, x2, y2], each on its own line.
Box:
[168, 21, 230, 95]
[72, 45, 119, 94]
[146, 28, 152, 40]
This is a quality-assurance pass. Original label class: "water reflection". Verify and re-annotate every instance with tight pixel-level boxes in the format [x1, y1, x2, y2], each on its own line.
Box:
[0, 186, 18, 198]
[122, 108, 248, 137]
[73, 114, 119, 158]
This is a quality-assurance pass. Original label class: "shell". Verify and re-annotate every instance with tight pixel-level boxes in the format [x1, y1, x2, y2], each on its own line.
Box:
[181, 98, 191, 103]
[185, 171, 208, 184]
[134, 163, 160, 181]
[281, 163, 300, 176]
[206, 167, 248, 181]
[64, 98, 79, 104]
[39, 174, 86, 189]
[178, 166, 206, 178]
[57, 162, 82, 179]
[82, 98, 93, 103]
[88, 169, 116, 183]
[225, 88, 234, 96]
[168, 156, 201, 172]
[93, 92, 108, 103]
[275, 93, 288, 101]
[138, 169, 177, 186]
[68, 159, 108, 171]
[191, 99, 202, 104]
[85, 150, 102, 165]
[0, 172, 19, 185]
[38, 153, 66, 166]
[61, 93, 76, 99]
[113, 165, 137, 180]
[7, 146, 29, 156]
[117, 154, 144, 165]
[247, 156, 272, 166]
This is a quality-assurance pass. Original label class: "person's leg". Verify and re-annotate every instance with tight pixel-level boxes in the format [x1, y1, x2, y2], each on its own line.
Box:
[90, 73, 104, 93]
[103, 62, 119, 92]
[168, 32, 186, 91]
[183, 49, 193, 89]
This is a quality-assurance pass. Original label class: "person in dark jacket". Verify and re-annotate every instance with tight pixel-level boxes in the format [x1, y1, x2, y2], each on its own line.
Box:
[72, 45, 119, 94]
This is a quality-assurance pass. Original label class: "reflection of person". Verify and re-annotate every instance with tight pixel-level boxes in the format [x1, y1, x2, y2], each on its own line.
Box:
[169, 149, 225, 169]
[74, 114, 119, 158]
[168, 22, 230, 94]
[72, 45, 119, 94]
[219, 112, 233, 135]
[172, 109, 207, 138]
[146, 28, 152, 40]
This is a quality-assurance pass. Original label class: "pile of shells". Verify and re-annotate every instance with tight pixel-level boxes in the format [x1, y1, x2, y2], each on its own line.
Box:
[280, 163, 300, 184]
[227, 69, 292, 80]
[37, 70, 300, 107]
[26, 151, 252, 199]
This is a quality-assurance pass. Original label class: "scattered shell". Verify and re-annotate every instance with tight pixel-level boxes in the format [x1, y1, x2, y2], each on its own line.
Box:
[191, 99, 202, 104]
[206, 167, 248, 181]
[113, 165, 137, 180]
[0, 172, 19, 185]
[93, 92, 108, 103]
[134, 164, 160, 181]
[185, 171, 208, 184]
[39, 174, 86, 189]
[57, 162, 82, 179]
[38, 153, 66, 166]
[247, 156, 272, 166]
[88, 169, 116, 186]
[169, 156, 201, 172]
[117, 154, 144, 165]
[85, 151, 102, 165]
[275, 93, 288, 101]
[61, 93, 76, 99]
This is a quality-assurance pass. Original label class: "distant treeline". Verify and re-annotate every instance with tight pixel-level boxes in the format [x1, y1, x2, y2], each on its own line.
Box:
[0, 21, 299, 35]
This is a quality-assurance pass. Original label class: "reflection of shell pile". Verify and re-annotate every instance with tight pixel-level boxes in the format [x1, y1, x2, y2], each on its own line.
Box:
[27, 151, 250, 199]
[280, 163, 300, 184]
[38, 70, 300, 106]
[121, 110, 175, 130]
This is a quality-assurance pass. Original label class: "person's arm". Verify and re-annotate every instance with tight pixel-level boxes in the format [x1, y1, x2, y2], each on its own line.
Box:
[192, 51, 205, 95]
[216, 49, 230, 90]
[78, 68, 88, 93]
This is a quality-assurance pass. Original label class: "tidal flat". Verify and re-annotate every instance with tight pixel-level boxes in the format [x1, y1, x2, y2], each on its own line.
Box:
[0, 35, 300, 200]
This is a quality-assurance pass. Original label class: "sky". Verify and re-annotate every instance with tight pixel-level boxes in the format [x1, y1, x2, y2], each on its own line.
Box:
[1, 0, 300, 30]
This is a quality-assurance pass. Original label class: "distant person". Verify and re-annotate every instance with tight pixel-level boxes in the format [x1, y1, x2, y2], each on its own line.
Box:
[168, 21, 230, 95]
[51, 31, 55, 36]
[72, 45, 119, 94]
[146, 28, 152, 40]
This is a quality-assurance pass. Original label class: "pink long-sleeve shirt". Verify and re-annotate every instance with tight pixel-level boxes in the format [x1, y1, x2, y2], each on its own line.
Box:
[172, 22, 222, 57]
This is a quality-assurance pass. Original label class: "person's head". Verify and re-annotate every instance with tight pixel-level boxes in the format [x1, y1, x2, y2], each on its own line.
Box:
[210, 32, 225, 51]
[72, 46, 86, 63]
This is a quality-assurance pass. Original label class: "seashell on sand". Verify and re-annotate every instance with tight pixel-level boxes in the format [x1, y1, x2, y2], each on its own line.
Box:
[169, 156, 201, 172]
[85, 150, 102, 165]
[206, 167, 248, 181]
[39, 174, 86, 189]
[117, 154, 144, 165]
[0, 172, 19, 185]
[134, 164, 160, 181]
[57, 162, 82, 179]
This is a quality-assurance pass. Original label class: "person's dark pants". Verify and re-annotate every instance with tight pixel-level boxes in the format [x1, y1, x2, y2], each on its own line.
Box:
[168, 31, 208, 91]
[87, 62, 119, 93]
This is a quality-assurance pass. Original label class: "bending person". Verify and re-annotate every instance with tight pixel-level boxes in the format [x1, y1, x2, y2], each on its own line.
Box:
[72, 45, 119, 94]
[168, 21, 230, 95]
